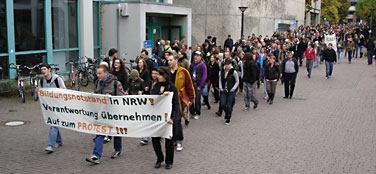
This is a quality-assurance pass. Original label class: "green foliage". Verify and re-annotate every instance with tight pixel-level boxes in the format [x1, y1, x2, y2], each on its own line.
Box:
[321, 0, 341, 24]
[338, 0, 351, 23]
[357, 0, 376, 35]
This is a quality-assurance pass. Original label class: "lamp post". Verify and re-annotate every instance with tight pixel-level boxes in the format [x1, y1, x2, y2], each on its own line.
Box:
[370, 8, 375, 38]
[239, 6, 248, 39]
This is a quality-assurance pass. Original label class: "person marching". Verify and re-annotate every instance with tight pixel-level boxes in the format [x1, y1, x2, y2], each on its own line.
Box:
[151, 66, 179, 170]
[303, 43, 316, 78]
[264, 55, 280, 104]
[321, 43, 337, 79]
[219, 59, 239, 125]
[39, 63, 66, 153]
[281, 51, 299, 99]
[86, 64, 125, 164]
[167, 53, 195, 151]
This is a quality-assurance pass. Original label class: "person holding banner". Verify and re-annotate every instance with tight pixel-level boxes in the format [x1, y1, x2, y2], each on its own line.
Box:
[151, 66, 179, 169]
[86, 64, 125, 164]
[39, 63, 66, 154]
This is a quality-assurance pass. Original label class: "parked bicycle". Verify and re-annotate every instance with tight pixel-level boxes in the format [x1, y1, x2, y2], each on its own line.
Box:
[66, 61, 80, 90]
[77, 56, 98, 87]
[24, 63, 42, 101]
[9, 63, 26, 103]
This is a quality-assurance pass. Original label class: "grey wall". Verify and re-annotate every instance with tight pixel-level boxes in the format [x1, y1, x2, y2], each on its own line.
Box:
[101, 3, 191, 62]
[173, 0, 305, 47]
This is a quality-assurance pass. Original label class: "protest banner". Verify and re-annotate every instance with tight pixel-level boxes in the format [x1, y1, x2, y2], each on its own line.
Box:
[325, 34, 337, 52]
[39, 88, 173, 139]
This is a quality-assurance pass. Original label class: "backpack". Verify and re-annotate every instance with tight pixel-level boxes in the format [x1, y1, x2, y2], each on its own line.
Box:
[40, 78, 60, 88]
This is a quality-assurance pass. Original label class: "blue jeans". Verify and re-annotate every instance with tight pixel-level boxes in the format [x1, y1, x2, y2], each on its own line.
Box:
[93, 135, 122, 158]
[368, 51, 373, 65]
[314, 55, 320, 67]
[360, 46, 364, 55]
[220, 91, 236, 120]
[47, 126, 63, 149]
[337, 49, 343, 63]
[325, 61, 334, 77]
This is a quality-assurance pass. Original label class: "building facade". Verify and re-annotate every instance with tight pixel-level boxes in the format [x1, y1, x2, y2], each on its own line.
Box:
[0, 0, 191, 80]
[173, 0, 306, 48]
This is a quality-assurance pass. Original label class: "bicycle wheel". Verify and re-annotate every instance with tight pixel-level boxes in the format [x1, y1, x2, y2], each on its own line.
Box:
[75, 72, 80, 91]
[21, 88, 25, 103]
[31, 83, 34, 96]
[70, 72, 74, 88]
[33, 80, 39, 101]
[79, 71, 89, 87]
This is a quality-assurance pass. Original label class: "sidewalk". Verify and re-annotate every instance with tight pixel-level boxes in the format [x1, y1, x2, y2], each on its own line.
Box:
[0, 57, 375, 173]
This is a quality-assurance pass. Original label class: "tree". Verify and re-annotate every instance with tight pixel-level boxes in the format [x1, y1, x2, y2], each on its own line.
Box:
[356, 0, 376, 36]
[337, 0, 351, 23]
[321, 0, 341, 24]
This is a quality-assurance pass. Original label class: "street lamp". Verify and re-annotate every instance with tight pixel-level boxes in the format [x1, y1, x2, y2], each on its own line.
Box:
[370, 8, 375, 38]
[239, 6, 248, 39]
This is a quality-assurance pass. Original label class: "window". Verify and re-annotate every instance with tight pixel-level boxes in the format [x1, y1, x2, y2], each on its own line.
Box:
[14, 0, 45, 52]
[52, 0, 78, 49]
[0, 1, 7, 54]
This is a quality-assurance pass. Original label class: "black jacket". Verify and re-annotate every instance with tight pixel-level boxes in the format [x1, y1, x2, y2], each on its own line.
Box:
[322, 49, 337, 62]
[265, 63, 280, 80]
[242, 59, 259, 84]
[208, 61, 220, 87]
[112, 69, 128, 90]
[150, 81, 179, 121]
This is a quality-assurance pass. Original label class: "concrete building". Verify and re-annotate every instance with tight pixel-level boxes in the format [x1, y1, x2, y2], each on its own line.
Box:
[305, 0, 321, 26]
[173, 0, 306, 48]
[0, 0, 191, 80]
[346, 0, 358, 23]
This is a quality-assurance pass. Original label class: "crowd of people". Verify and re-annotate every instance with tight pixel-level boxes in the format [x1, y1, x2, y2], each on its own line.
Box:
[40, 22, 376, 169]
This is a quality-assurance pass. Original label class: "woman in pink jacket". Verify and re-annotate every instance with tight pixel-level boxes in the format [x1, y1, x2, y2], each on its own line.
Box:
[303, 43, 316, 78]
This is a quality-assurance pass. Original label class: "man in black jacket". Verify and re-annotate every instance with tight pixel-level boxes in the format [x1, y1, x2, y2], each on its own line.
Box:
[366, 38, 375, 65]
[281, 51, 299, 99]
[322, 43, 337, 79]
[224, 35, 234, 52]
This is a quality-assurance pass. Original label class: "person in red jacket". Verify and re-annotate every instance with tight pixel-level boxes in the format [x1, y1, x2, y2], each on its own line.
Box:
[303, 43, 316, 78]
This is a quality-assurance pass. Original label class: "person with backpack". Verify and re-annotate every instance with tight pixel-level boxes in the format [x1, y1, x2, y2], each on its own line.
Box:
[38, 63, 66, 153]
[86, 64, 125, 164]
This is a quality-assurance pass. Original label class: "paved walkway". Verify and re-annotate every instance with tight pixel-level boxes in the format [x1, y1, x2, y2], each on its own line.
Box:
[0, 57, 375, 173]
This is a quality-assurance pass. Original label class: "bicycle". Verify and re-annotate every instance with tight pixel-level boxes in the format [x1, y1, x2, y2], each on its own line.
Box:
[24, 63, 42, 101]
[66, 61, 80, 90]
[9, 63, 26, 103]
[77, 56, 97, 87]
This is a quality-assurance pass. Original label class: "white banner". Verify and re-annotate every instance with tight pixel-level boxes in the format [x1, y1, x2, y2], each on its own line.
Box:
[324, 34, 337, 52]
[39, 88, 173, 139]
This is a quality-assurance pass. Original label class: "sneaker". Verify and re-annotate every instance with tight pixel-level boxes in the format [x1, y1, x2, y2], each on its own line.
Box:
[140, 139, 148, 145]
[44, 146, 54, 153]
[253, 103, 258, 109]
[242, 107, 249, 111]
[55, 143, 63, 148]
[225, 119, 230, 125]
[215, 112, 222, 116]
[111, 151, 121, 159]
[185, 119, 190, 126]
[193, 115, 200, 120]
[176, 143, 183, 151]
[86, 155, 100, 164]
[104, 136, 111, 144]
[325, 77, 328, 80]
